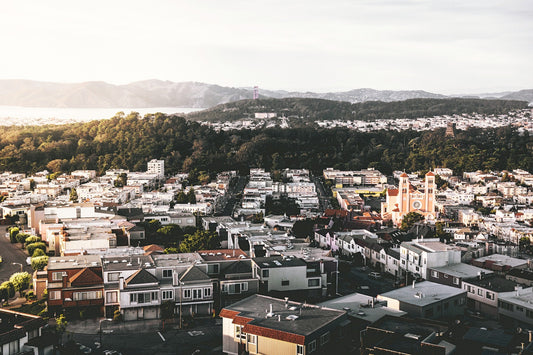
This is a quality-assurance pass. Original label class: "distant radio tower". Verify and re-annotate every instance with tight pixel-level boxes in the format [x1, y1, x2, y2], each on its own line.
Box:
[253, 86, 259, 100]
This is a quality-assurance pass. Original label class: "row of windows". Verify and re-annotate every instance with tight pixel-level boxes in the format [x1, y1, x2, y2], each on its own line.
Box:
[234, 327, 329, 354]
[73, 290, 102, 301]
[130, 291, 158, 304]
[465, 285, 494, 300]
[222, 283, 248, 294]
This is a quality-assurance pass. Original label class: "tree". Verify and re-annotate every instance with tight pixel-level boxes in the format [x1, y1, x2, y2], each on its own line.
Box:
[187, 188, 197, 204]
[24, 235, 41, 247]
[0, 286, 8, 303]
[114, 172, 127, 187]
[27, 242, 47, 256]
[176, 191, 188, 204]
[435, 221, 451, 242]
[16, 232, 29, 245]
[31, 256, 49, 271]
[519, 236, 531, 251]
[69, 188, 78, 202]
[55, 314, 68, 345]
[9, 272, 31, 297]
[160, 300, 175, 320]
[0, 281, 15, 299]
[32, 248, 46, 257]
[400, 212, 425, 232]
[9, 227, 19, 243]
[179, 230, 220, 253]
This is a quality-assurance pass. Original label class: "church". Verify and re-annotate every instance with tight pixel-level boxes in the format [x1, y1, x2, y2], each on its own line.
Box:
[381, 172, 436, 226]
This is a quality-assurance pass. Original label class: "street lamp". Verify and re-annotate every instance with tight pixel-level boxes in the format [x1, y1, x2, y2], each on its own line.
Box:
[99, 318, 113, 348]
[12, 262, 23, 273]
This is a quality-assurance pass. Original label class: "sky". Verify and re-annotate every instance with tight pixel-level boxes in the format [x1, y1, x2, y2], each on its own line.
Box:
[1, 0, 532, 94]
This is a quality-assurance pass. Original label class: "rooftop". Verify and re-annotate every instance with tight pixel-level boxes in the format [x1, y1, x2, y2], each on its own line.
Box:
[198, 249, 249, 261]
[378, 281, 466, 307]
[220, 294, 346, 343]
[430, 263, 494, 279]
[463, 274, 519, 292]
[102, 255, 154, 271]
[473, 253, 527, 268]
[253, 256, 307, 268]
[47, 254, 101, 270]
[318, 292, 406, 323]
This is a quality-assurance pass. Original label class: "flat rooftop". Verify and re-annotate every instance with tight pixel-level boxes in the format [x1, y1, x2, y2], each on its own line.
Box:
[47, 254, 101, 270]
[253, 256, 307, 268]
[378, 281, 466, 307]
[463, 275, 518, 293]
[102, 255, 154, 271]
[430, 263, 494, 279]
[152, 253, 203, 267]
[199, 249, 249, 261]
[318, 292, 406, 323]
[473, 253, 527, 268]
[221, 294, 346, 338]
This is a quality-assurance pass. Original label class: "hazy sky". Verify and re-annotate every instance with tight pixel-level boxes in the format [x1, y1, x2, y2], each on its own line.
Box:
[1, 0, 531, 94]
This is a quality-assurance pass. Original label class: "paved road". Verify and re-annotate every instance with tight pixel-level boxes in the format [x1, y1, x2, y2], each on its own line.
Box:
[312, 175, 331, 211]
[71, 323, 223, 355]
[0, 226, 32, 282]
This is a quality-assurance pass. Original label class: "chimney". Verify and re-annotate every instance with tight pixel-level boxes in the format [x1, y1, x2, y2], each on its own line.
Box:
[119, 277, 124, 290]
[62, 274, 68, 288]
[270, 304, 273, 314]
[278, 314, 281, 322]
[412, 280, 416, 288]
[285, 297, 289, 308]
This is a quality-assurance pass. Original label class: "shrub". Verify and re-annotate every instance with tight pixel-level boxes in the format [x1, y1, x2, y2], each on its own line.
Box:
[25, 235, 41, 247]
[16, 232, 29, 245]
[32, 248, 45, 257]
[27, 242, 46, 256]
[1, 281, 15, 298]
[31, 256, 48, 271]
[9, 227, 19, 243]
[113, 309, 122, 322]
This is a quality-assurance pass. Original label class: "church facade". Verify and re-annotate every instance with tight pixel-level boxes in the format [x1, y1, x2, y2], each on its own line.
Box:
[382, 172, 436, 226]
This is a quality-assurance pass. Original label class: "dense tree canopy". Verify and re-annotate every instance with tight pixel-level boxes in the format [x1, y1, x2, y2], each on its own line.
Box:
[0, 110, 529, 178]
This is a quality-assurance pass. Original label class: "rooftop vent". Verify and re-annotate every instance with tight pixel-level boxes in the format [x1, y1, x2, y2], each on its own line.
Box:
[286, 315, 299, 321]
[113, 260, 119, 263]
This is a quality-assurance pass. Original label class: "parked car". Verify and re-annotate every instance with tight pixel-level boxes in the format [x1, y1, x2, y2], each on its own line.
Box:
[369, 272, 382, 280]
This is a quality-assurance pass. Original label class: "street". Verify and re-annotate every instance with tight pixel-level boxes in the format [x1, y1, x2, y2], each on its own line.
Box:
[0, 226, 32, 282]
[70, 322, 222, 355]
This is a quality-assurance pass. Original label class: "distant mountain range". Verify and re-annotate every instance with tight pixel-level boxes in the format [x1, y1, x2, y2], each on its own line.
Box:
[0, 79, 531, 108]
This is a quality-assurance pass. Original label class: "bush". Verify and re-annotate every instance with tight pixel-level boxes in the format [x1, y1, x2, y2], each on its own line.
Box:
[27, 242, 46, 256]
[25, 235, 41, 247]
[16, 232, 29, 245]
[9, 227, 19, 243]
[31, 256, 48, 271]
[1, 281, 15, 299]
[32, 248, 45, 257]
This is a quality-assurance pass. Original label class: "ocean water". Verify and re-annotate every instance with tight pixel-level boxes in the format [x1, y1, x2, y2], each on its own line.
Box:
[0, 106, 204, 126]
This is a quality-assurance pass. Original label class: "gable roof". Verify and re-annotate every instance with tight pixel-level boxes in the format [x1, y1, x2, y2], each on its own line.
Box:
[125, 268, 158, 286]
[70, 267, 103, 287]
[179, 265, 211, 283]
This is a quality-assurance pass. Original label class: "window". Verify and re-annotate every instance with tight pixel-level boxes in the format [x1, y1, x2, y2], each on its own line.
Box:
[297, 344, 304, 355]
[130, 293, 137, 303]
[73, 291, 102, 301]
[108, 272, 119, 282]
[308, 340, 317, 353]
[459, 297, 465, 305]
[192, 288, 203, 300]
[478, 289, 483, 296]
[49, 291, 61, 300]
[453, 277, 460, 285]
[247, 334, 257, 345]
[262, 269, 269, 278]
[320, 332, 330, 346]
[486, 292, 494, 300]
[28, 328, 39, 340]
[52, 271, 66, 281]
[9, 340, 19, 354]
[207, 264, 219, 274]
[106, 291, 118, 303]
[431, 270, 438, 278]
[130, 292, 156, 304]
[281, 280, 290, 286]
[162, 269, 172, 278]
[308, 279, 320, 287]
[517, 306, 524, 312]
[225, 283, 248, 294]
[526, 309, 533, 319]
[204, 288, 212, 298]
[162, 290, 173, 300]
[235, 325, 246, 340]
[183, 289, 191, 299]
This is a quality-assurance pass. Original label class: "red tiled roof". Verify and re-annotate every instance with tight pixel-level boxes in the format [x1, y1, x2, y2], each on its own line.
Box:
[400, 173, 408, 178]
[426, 171, 435, 176]
[143, 244, 164, 252]
[387, 188, 399, 197]
[219, 309, 240, 319]
[244, 324, 306, 345]
[70, 267, 103, 287]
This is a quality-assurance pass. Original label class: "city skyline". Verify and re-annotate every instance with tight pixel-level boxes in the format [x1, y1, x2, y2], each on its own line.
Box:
[1, 0, 532, 95]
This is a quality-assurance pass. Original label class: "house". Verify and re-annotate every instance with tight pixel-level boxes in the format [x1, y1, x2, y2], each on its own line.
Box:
[0, 309, 52, 355]
[498, 287, 533, 327]
[377, 281, 467, 320]
[506, 268, 533, 287]
[46, 255, 104, 318]
[427, 263, 493, 288]
[399, 239, 461, 279]
[220, 294, 349, 355]
[252, 256, 324, 300]
[462, 274, 529, 318]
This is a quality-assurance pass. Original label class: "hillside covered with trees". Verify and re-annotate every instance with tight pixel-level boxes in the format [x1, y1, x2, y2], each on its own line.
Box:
[0, 111, 531, 179]
[187, 97, 528, 122]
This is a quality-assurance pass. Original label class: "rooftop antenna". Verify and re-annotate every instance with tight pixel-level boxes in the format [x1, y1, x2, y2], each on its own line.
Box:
[253, 86, 259, 100]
